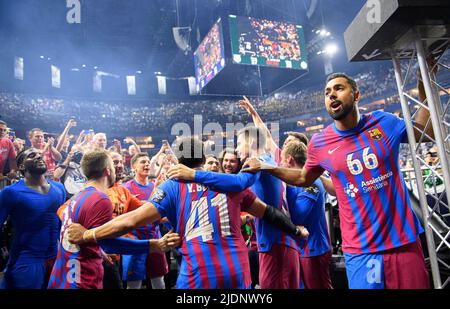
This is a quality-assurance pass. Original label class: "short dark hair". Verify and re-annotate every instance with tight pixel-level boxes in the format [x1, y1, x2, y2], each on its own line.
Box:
[218, 148, 241, 172]
[28, 128, 43, 138]
[237, 126, 266, 152]
[81, 150, 111, 180]
[284, 141, 307, 166]
[131, 152, 150, 167]
[205, 154, 218, 160]
[0, 120, 7, 126]
[173, 136, 205, 168]
[286, 132, 309, 145]
[16, 149, 29, 168]
[326, 73, 358, 93]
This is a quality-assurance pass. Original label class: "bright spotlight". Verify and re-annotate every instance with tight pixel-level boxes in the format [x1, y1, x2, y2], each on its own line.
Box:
[324, 44, 338, 56]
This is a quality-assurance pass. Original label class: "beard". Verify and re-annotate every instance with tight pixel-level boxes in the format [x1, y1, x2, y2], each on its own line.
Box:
[327, 100, 355, 121]
[115, 169, 124, 183]
[107, 173, 116, 188]
[27, 164, 47, 175]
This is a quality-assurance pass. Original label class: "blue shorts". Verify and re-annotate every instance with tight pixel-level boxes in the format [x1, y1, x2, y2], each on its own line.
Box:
[122, 254, 147, 281]
[344, 252, 385, 289]
[1, 262, 46, 289]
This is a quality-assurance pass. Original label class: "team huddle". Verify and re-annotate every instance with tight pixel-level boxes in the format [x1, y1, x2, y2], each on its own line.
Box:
[1, 72, 433, 289]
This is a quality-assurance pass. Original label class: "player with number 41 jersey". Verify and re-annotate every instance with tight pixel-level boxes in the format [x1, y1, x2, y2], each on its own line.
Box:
[151, 175, 305, 289]
[151, 180, 257, 289]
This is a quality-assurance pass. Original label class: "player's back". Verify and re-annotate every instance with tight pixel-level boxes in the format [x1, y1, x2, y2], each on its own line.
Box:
[48, 186, 113, 289]
[151, 179, 255, 289]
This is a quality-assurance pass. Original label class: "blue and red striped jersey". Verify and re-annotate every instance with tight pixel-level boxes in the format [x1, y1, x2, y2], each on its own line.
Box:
[304, 111, 423, 254]
[48, 186, 112, 289]
[151, 179, 256, 289]
[194, 154, 299, 253]
[122, 179, 160, 240]
[252, 154, 298, 252]
[286, 180, 331, 257]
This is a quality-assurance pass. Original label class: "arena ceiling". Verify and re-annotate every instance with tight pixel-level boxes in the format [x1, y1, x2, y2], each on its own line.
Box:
[0, 0, 368, 97]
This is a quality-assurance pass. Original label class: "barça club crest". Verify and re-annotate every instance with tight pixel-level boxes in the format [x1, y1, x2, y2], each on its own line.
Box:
[369, 128, 383, 140]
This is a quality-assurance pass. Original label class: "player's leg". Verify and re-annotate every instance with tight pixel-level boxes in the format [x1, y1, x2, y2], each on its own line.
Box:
[3, 262, 46, 289]
[122, 254, 147, 289]
[127, 280, 143, 289]
[147, 252, 168, 289]
[150, 276, 165, 289]
[281, 246, 300, 289]
[382, 239, 430, 289]
[259, 243, 299, 289]
[343, 252, 384, 289]
[300, 251, 333, 289]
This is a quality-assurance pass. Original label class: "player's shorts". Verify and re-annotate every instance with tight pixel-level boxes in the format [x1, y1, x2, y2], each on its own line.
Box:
[2, 260, 48, 289]
[299, 251, 333, 289]
[259, 243, 299, 289]
[344, 239, 430, 289]
[146, 251, 168, 279]
[122, 254, 148, 281]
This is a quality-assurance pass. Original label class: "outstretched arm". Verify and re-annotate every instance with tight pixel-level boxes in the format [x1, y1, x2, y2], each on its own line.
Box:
[99, 233, 180, 255]
[68, 202, 162, 243]
[242, 158, 321, 187]
[240, 96, 279, 156]
[166, 164, 258, 192]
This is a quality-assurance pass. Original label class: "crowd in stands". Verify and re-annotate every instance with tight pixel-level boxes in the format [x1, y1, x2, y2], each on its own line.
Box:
[2, 51, 450, 143]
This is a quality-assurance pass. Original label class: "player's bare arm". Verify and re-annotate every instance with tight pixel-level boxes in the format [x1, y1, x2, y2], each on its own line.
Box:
[68, 202, 163, 243]
[242, 157, 321, 187]
[239, 96, 278, 155]
[320, 175, 336, 196]
[166, 163, 195, 181]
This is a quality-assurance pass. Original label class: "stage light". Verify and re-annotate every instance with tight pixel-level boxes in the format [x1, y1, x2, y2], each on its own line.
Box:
[94, 66, 98, 69]
[82, 64, 86, 68]
[324, 43, 338, 56]
[40, 55, 45, 59]
[136, 70, 142, 74]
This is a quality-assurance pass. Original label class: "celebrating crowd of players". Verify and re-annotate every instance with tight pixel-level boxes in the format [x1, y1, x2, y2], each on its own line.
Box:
[0, 55, 439, 288]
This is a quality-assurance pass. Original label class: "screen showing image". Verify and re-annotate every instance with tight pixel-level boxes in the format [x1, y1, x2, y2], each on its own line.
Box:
[193, 18, 226, 93]
[51, 65, 61, 88]
[229, 15, 308, 69]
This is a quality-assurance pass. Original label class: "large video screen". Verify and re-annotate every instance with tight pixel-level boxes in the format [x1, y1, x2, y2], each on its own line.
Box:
[193, 18, 226, 93]
[229, 15, 307, 70]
